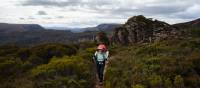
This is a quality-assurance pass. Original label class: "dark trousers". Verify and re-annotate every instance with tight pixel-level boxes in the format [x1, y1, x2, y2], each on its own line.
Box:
[96, 61, 105, 82]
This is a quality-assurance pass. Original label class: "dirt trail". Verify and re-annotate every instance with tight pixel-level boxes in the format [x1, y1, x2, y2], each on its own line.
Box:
[95, 56, 114, 88]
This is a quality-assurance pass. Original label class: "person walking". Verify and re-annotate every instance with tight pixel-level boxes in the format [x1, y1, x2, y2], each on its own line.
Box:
[93, 44, 109, 84]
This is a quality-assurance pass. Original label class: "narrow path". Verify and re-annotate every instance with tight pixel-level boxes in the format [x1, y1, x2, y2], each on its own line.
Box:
[95, 56, 114, 88]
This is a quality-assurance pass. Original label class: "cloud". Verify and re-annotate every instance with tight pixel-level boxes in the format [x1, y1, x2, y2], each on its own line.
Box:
[19, 18, 25, 20]
[21, 0, 200, 18]
[43, 17, 52, 19]
[28, 16, 35, 19]
[57, 16, 64, 19]
[37, 11, 47, 15]
[174, 4, 200, 19]
[2, 0, 199, 27]
[21, 0, 110, 7]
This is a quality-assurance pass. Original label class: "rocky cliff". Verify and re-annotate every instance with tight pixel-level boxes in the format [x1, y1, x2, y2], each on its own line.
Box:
[111, 15, 182, 45]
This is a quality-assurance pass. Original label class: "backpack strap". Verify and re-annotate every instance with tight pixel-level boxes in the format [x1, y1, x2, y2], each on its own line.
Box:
[93, 51, 98, 61]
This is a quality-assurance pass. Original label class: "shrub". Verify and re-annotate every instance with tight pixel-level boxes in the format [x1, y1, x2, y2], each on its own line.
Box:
[133, 84, 145, 88]
[28, 44, 78, 65]
[31, 55, 95, 88]
[174, 75, 185, 88]
[148, 75, 162, 87]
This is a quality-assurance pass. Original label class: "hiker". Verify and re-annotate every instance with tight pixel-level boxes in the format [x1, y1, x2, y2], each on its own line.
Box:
[93, 44, 109, 83]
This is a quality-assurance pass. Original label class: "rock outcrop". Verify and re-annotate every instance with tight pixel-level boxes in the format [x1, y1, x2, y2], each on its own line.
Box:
[111, 15, 181, 45]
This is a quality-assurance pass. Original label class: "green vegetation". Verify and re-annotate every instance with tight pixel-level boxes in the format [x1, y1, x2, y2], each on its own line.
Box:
[104, 28, 200, 88]
[0, 42, 97, 88]
[0, 28, 200, 88]
[30, 56, 95, 88]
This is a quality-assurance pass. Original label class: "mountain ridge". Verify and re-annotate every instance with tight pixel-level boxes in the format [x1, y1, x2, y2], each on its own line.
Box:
[0, 23, 45, 33]
[45, 23, 121, 33]
[0, 16, 199, 46]
[173, 18, 200, 29]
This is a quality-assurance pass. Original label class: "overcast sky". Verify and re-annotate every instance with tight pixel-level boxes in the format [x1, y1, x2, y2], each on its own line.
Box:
[0, 0, 200, 28]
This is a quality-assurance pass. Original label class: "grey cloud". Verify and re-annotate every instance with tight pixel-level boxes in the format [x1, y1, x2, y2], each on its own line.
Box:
[20, 0, 200, 26]
[173, 4, 200, 19]
[176, 14, 198, 19]
[21, 0, 111, 7]
[138, 5, 186, 15]
[44, 17, 52, 19]
[21, 0, 197, 17]
[28, 16, 35, 19]
[22, 0, 80, 7]
[174, 12, 200, 19]
[57, 16, 64, 19]
[37, 11, 47, 15]
[19, 18, 25, 20]
[104, 3, 196, 20]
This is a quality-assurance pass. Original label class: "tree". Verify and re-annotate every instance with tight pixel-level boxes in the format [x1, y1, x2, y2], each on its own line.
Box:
[96, 31, 110, 46]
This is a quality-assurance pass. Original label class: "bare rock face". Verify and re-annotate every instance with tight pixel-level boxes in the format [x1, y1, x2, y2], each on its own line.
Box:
[111, 15, 181, 45]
